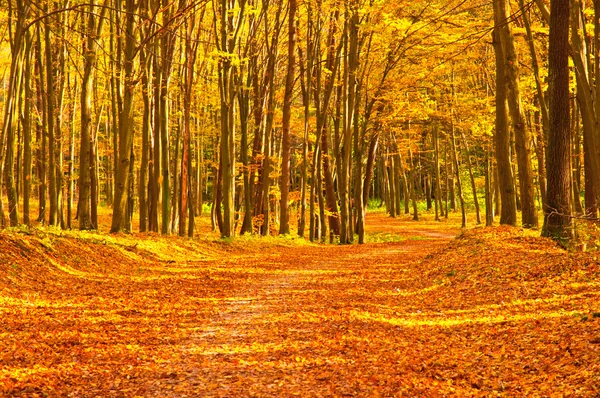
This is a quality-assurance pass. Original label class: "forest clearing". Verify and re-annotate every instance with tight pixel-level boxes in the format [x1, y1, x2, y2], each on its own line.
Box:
[1, 210, 599, 396]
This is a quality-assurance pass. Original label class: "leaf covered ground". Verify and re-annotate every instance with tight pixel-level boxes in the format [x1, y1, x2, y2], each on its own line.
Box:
[1, 212, 599, 396]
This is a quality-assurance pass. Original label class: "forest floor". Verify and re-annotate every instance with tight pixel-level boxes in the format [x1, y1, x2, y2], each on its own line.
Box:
[1, 210, 600, 396]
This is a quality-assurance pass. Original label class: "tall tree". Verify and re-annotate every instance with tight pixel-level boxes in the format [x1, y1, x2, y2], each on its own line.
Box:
[542, 0, 571, 241]
[1, 0, 30, 227]
[492, 15, 517, 226]
[493, 0, 538, 228]
[279, 0, 296, 235]
[79, 0, 108, 230]
[214, 0, 246, 237]
[110, 0, 138, 232]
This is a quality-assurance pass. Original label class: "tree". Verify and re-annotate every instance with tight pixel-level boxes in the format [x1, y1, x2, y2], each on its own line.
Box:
[542, 0, 571, 241]
[492, 13, 517, 226]
[279, 0, 296, 235]
[79, 0, 108, 230]
[493, 0, 538, 229]
[1, 0, 30, 227]
[110, 0, 138, 233]
[213, 0, 246, 238]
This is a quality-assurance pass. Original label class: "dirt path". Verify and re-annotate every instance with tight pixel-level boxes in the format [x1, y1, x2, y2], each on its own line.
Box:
[2, 214, 599, 396]
[167, 235, 456, 397]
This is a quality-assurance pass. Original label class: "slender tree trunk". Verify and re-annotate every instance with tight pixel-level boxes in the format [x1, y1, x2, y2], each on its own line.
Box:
[433, 125, 442, 221]
[298, 41, 311, 237]
[494, 0, 538, 228]
[23, 31, 33, 226]
[362, 134, 379, 216]
[397, 150, 410, 215]
[238, 74, 252, 234]
[394, 153, 402, 215]
[388, 154, 397, 217]
[110, 0, 137, 232]
[584, 133, 598, 217]
[279, 0, 297, 235]
[160, 71, 171, 233]
[35, 26, 47, 224]
[409, 147, 418, 221]
[492, 26, 517, 225]
[196, 119, 204, 217]
[571, 99, 583, 214]
[67, 83, 75, 229]
[340, 6, 357, 243]
[451, 121, 466, 228]
[460, 130, 482, 224]
[91, 119, 100, 229]
[149, 47, 161, 232]
[44, 2, 59, 227]
[215, 0, 246, 237]
[444, 140, 449, 218]
[79, 0, 107, 230]
[533, 107, 547, 209]
[2, 0, 28, 227]
[139, 49, 150, 232]
[485, 142, 494, 226]
[298, 42, 311, 237]
[519, 0, 549, 136]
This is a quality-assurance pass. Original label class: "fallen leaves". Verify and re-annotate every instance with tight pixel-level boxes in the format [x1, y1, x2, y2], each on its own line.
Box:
[0, 213, 599, 396]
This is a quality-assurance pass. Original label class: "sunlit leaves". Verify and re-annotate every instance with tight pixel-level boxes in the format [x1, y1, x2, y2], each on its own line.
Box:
[1, 213, 599, 395]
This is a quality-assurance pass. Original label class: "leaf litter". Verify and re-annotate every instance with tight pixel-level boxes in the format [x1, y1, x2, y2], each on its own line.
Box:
[1, 212, 599, 396]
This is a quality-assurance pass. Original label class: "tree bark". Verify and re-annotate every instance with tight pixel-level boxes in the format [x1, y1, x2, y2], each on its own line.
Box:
[79, 0, 107, 230]
[279, 0, 296, 235]
[460, 129, 481, 224]
[543, 0, 572, 241]
[450, 121, 466, 228]
[494, 0, 538, 228]
[110, 0, 137, 232]
[492, 26, 517, 225]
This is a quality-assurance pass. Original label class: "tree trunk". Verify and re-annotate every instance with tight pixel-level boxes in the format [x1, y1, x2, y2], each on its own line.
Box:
[450, 121, 466, 228]
[34, 26, 47, 224]
[297, 35, 312, 238]
[494, 0, 538, 228]
[460, 130, 482, 224]
[433, 125, 442, 221]
[485, 142, 494, 226]
[362, 134, 379, 216]
[23, 30, 33, 226]
[67, 83, 76, 229]
[110, 0, 137, 233]
[571, 99, 583, 214]
[444, 140, 449, 218]
[215, 0, 246, 237]
[533, 107, 547, 210]
[139, 48, 151, 232]
[519, 0, 549, 136]
[408, 147, 418, 221]
[79, 0, 107, 230]
[492, 26, 517, 225]
[388, 154, 397, 217]
[279, 0, 297, 235]
[2, 0, 28, 227]
[543, 0, 572, 241]
[44, 2, 59, 227]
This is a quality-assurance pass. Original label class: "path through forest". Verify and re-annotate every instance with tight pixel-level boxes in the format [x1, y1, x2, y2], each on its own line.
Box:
[1, 213, 599, 396]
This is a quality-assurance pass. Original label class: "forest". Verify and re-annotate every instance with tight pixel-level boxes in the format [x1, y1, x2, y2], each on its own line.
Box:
[0, 0, 589, 242]
[1, 0, 600, 395]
